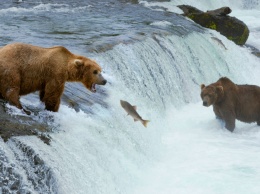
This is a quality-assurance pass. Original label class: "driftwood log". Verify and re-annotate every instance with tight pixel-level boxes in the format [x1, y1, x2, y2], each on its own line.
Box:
[206, 7, 232, 16]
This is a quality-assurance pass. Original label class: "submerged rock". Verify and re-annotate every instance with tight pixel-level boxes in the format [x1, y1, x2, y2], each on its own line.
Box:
[245, 44, 260, 58]
[178, 5, 249, 45]
[252, 52, 260, 57]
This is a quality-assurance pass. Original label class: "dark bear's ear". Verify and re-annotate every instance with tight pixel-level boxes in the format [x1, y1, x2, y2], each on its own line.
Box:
[201, 84, 205, 90]
[74, 59, 84, 67]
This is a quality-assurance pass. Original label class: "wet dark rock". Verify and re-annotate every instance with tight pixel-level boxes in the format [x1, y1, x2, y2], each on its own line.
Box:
[2, 179, 9, 186]
[0, 99, 52, 144]
[6, 138, 58, 193]
[178, 5, 249, 45]
[34, 155, 44, 166]
[1, 187, 9, 193]
[253, 52, 260, 57]
[10, 180, 20, 190]
[245, 44, 260, 58]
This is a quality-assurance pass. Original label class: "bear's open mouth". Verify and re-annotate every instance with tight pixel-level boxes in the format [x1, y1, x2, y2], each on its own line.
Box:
[91, 83, 96, 93]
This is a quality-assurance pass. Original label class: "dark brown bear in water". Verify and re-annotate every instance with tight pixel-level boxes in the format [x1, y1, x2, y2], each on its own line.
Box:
[200, 77, 260, 132]
[0, 43, 107, 114]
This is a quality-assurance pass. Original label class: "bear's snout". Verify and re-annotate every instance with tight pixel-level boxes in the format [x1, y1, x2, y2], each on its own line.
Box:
[101, 79, 107, 85]
[203, 101, 208, 106]
[202, 95, 211, 107]
[96, 73, 107, 85]
[97, 78, 107, 85]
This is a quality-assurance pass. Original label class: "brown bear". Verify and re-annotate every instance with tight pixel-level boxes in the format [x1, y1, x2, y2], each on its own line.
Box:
[200, 77, 260, 132]
[0, 43, 107, 114]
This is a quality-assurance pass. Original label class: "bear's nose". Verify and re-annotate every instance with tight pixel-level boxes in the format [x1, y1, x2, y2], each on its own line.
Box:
[203, 101, 208, 106]
[102, 80, 107, 85]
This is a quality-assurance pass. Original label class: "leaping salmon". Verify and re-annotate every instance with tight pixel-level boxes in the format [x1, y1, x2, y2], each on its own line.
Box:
[120, 100, 150, 128]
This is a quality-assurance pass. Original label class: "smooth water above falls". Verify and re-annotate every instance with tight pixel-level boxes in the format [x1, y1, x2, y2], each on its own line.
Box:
[0, 0, 260, 194]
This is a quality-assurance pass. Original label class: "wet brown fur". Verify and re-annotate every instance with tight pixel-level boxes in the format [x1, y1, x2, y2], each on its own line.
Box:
[0, 43, 104, 113]
[201, 77, 260, 132]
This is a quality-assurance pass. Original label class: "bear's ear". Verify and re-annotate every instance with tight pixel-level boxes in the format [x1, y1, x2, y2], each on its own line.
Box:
[201, 84, 205, 90]
[74, 59, 84, 67]
[216, 86, 224, 95]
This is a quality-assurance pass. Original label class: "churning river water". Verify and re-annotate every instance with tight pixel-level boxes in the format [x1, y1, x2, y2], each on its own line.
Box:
[1, 0, 260, 194]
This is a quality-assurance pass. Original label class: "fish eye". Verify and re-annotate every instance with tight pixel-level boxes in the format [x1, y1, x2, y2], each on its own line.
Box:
[93, 70, 98, 74]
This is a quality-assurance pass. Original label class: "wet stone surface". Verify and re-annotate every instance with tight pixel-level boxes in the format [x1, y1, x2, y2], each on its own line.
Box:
[0, 99, 52, 145]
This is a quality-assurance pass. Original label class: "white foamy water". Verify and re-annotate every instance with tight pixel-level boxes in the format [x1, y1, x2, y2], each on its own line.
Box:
[233, 9, 260, 49]
[134, 103, 260, 194]
[11, 30, 260, 193]
[0, 3, 91, 14]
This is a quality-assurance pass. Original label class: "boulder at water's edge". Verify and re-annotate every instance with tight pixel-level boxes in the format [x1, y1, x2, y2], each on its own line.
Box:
[178, 5, 249, 45]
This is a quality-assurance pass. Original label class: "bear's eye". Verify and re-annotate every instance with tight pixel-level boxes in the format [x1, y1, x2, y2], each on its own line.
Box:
[93, 70, 98, 75]
[208, 94, 214, 98]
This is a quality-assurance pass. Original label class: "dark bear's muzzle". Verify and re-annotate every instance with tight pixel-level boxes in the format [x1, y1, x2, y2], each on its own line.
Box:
[101, 79, 107, 85]
[203, 101, 208, 106]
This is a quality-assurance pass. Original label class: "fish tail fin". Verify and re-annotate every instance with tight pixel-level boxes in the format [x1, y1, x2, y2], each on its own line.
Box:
[142, 120, 150, 128]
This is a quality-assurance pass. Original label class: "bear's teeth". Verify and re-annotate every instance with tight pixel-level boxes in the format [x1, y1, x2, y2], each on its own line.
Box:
[91, 84, 96, 93]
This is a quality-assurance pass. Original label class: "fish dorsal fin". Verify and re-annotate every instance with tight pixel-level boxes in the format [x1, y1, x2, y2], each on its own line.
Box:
[133, 106, 137, 110]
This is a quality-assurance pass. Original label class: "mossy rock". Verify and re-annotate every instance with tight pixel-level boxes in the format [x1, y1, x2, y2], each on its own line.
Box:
[178, 5, 249, 45]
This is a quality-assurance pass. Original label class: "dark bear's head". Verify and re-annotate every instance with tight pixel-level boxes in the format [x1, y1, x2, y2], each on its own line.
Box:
[74, 58, 107, 93]
[200, 84, 224, 107]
